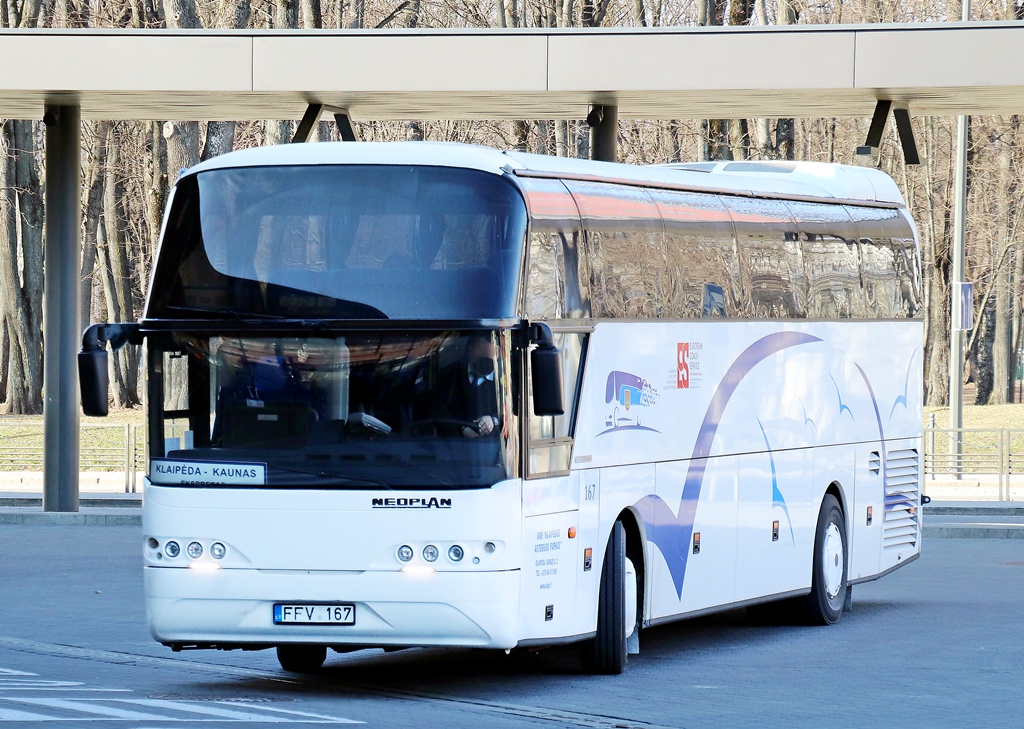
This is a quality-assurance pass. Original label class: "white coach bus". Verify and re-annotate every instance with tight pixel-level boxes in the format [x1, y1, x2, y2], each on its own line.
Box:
[79, 143, 923, 675]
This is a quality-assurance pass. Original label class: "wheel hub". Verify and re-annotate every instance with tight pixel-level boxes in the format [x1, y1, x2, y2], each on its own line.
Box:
[823, 523, 844, 600]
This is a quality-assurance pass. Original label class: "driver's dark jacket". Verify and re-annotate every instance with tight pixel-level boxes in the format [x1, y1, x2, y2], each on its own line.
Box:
[434, 360, 500, 433]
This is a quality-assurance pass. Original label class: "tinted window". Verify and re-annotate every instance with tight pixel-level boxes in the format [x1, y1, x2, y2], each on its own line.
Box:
[147, 166, 528, 321]
[650, 189, 739, 318]
[565, 181, 666, 318]
[520, 177, 590, 320]
[723, 197, 805, 318]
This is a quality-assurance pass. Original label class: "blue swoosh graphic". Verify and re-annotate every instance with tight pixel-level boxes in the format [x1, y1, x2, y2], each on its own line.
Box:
[888, 348, 920, 420]
[798, 397, 816, 433]
[758, 418, 795, 545]
[636, 331, 822, 598]
[829, 373, 854, 420]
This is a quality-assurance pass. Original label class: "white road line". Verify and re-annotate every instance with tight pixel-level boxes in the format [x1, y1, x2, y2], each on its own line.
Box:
[4, 697, 169, 721]
[0, 705, 59, 720]
[217, 702, 364, 723]
[115, 699, 296, 722]
[0, 668, 38, 676]
[0, 688, 132, 692]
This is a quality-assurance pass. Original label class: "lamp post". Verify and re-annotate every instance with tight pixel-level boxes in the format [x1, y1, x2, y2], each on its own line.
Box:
[949, 0, 972, 475]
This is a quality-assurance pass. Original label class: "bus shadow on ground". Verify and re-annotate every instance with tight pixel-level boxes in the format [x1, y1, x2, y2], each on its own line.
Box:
[207, 599, 900, 699]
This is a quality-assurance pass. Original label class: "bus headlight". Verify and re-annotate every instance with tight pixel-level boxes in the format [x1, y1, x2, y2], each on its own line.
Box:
[210, 542, 226, 560]
[448, 545, 464, 562]
[423, 545, 439, 562]
[186, 542, 203, 559]
[165, 541, 180, 558]
[397, 545, 414, 562]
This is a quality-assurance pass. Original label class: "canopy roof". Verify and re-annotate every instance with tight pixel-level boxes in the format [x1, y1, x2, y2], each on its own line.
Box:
[1, 22, 1022, 121]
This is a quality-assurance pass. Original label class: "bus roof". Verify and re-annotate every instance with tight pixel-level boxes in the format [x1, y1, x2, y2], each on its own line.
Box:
[184, 141, 906, 207]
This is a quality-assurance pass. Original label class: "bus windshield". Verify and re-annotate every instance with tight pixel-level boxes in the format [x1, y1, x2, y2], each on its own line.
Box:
[154, 330, 518, 490]
[147, 165, 528, 321]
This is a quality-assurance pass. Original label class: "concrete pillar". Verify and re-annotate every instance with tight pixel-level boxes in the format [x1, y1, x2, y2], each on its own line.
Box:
[42, 105, 81, 512]
[588, 104, 618, 163]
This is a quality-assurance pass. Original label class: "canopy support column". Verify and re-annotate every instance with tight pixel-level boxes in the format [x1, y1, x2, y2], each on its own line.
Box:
[587, 104, 618, 163]
[856, 99, 919, 165]
[42, 105, 82, 512]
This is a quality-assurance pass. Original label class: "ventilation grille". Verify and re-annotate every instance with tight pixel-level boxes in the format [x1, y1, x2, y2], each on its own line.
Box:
[883, 448, 920, 550]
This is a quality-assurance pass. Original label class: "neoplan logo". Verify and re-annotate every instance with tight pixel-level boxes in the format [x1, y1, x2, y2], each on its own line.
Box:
[372, 497, 452, 509]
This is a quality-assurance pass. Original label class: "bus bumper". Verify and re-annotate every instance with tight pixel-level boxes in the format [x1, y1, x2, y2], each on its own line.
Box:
[144, 566, 521, 650]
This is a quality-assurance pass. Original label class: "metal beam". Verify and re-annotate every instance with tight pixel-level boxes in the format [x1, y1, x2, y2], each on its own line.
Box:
[42, 105, 81, 513]
[291, 103, 323, 143]
[332, 109, 358, 142]
[892, 104, 920, 165]
[588, 104, 617, 162]
[856, 98, 919, 165]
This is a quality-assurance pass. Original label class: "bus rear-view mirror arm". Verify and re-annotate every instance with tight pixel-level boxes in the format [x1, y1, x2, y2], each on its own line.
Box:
[78, 322, 142, 417]
[528, 322, 564, 417]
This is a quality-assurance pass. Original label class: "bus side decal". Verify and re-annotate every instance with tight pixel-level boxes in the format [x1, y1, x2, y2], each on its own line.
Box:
[758, 418, 795, 545]
[636, 330, 822, 599]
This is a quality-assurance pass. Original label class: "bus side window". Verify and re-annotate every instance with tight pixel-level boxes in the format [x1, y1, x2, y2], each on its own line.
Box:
[843, 205, 922, 319]
[520, 177, 590, 321]
[723, 197, 806, 319]
[649, 189, 737, 319]
[527, 332, 588, 477]
[564, 181, 665, 319]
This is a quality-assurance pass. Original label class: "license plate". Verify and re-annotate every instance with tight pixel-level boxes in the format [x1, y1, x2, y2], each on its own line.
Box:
[273, 604, 355, 625]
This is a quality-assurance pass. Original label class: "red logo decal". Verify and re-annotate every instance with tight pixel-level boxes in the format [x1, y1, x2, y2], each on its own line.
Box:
[677, 343, 690, 389]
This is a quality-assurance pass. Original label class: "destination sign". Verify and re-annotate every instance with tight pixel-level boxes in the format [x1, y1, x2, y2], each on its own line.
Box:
[150, 458, 267, 486]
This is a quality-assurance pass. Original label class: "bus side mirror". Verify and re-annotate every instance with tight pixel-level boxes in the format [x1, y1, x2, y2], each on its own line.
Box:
[78, 348, 109, 417]
[78, 322, 141, 418]
[529, 323, 564, 417]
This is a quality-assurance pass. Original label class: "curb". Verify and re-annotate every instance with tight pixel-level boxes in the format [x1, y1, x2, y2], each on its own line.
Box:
[0, 511, 141, 526]
[923, 525, 1024, 539]
[0, 498, 142, 508]
[925, 506, 1024, 517]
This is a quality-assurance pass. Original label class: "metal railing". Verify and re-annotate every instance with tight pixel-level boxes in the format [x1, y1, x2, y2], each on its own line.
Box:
[923, 424, 1022, 501]
[0, 422, 145, 493]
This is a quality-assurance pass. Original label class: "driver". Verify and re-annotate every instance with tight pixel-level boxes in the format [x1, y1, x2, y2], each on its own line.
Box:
[437, 334, 501, 438]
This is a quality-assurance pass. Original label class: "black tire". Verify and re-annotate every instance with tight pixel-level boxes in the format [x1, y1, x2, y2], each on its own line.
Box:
[276, 644, 327, 673]
[801, 494, 848, 625]
[580, 520, 627, 675]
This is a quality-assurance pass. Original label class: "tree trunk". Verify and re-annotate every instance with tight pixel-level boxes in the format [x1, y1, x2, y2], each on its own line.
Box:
[0, 319, 8, 405]
[974, 296, 995, 404]
[101, 134, 141, 407]
[81, 120, 109, 329]
[201, 122, 235, 160]
[992, 124, 1016, 403]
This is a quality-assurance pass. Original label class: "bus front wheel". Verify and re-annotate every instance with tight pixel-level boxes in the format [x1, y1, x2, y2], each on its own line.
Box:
[802, 494, 847, 625]
[580, 520, 628, 675]
[276, 644, 327, 673]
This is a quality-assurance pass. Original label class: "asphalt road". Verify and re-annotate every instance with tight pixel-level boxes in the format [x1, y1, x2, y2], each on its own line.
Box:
[0, 526, 1021, 728]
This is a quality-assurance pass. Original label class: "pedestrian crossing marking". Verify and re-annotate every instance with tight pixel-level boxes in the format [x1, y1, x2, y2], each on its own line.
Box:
[5, 697, 170, 721]
[0, 666, 362, 724]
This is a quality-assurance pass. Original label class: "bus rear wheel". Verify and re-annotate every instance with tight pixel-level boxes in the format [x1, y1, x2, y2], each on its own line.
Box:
[580, 520, 627, 675]
[276, 644, 327, 673]
[802, 494, 847, 625]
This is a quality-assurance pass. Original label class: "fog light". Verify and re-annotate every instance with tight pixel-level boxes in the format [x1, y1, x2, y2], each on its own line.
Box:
[448, 545, 464, 562]
[186, 542, 203, 559]
[397, 545, 414, 562]
[165, 541, 180, 558]
[147, 537, 158, 549]
[210, 542, 226, 560]
[484, 542, 495, 554]
[423, 545, 439, 562]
